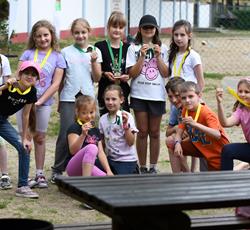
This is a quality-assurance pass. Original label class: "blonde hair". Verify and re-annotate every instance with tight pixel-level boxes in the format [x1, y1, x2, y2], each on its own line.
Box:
[71, 18, 91, 33]
[107, 11, 126, 29]
[28, 20, 59, 51]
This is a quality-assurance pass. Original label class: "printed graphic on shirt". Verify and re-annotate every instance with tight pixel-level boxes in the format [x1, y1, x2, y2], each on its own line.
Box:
[186, 125, 211, 145]
[142, 58, 158, 81]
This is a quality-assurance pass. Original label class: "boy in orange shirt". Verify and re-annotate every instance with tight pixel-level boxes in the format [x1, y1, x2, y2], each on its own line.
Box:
[173, 81, 229, 170]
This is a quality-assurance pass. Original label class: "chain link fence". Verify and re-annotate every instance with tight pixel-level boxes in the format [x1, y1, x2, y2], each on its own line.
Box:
[127, 0, 250, 75]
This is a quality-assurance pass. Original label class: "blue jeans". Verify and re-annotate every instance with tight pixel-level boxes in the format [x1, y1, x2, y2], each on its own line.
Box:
[221, 143, 250, 170]
[0, 114, 30, 187]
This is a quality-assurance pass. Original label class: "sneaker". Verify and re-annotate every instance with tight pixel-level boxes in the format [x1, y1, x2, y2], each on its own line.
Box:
[16, 186, 39, 198]
[0, 175, 12, 190]
[148, 167, 158, 174]
[29, 175, 48, 188]
[140, 167, 148, 174]
[50, 173, 61, 184]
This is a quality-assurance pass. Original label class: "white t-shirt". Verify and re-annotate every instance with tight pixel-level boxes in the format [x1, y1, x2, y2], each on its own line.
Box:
[60, 45, 102, 101]
[99, 111, 138, 162]
[0, 54, 11, 84]
[169, 49, 202, 83]
[126, 43, 168, 101]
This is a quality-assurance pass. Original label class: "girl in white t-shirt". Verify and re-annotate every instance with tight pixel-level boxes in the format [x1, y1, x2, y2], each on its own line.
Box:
[99, 84, 138, 174]
[126, 15, 168, 173]
[168, 20, 204, 91]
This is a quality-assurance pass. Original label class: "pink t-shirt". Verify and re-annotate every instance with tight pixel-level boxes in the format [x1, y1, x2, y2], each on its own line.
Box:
[233, 106, 250, 143]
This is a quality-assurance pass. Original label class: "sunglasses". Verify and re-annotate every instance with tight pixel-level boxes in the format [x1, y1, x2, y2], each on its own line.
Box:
[142, 25, 155, 30]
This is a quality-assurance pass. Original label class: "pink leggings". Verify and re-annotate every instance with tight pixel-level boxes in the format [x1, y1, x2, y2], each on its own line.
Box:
[66, 144, 106, 176]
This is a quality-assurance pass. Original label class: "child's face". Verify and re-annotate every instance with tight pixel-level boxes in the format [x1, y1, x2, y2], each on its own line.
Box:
[77, 102, 96, 123]
[108, 25, 125, 40]
[167, 89, 182, 108]
[19, 68, 38, 87]
[140, 25, 156, 41]
[238, 82, 250, 104]
[34, 27, 52, 50]
[173, 26, 191, 50]
[104, 90, 123, 115]
[72, 24, 89, 48]
[180, 90, 200, 111]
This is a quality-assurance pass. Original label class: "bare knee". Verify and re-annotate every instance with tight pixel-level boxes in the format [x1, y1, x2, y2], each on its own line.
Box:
[34, 133, 46, 145]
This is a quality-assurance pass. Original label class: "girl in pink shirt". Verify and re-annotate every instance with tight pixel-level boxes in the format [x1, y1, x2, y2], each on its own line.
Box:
[216, 78, 250, 170]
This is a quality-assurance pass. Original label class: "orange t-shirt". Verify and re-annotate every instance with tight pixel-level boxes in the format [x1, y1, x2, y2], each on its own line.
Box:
[179, 104, 230, 170]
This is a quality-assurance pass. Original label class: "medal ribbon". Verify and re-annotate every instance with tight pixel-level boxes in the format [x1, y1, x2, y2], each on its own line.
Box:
[77, 118, 83, 126]
[74, 44, 96, 53]
[185, 103, 202, 122]
[8, 83, 31, 95]
[173, 49, 189, 77]
[227, 86, 250, 108]
[106, 39, 123, 73]
[34, 48, 52, 68]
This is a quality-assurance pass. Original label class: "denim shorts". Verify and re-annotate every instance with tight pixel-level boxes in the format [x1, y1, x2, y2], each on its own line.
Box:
[130, 97, 166, 116]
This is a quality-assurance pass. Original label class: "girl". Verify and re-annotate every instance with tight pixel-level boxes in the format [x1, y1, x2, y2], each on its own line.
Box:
[126, 14, 168, 173]
[168, 20, 205, 90]
[0, 60, 40, 198]
[216, 78, 250, 170]
[95, 11, 130, 116]
[16, 20, 66, 188]
[99, 84, 138, 174]
[51, 18, 102, 183]
[65, 94, 113, 177]
[0, 54, 12, 189]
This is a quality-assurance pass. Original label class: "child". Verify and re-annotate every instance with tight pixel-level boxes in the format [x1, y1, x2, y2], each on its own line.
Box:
[99, 84, 138, 174]
[173, 81, 229, 171]
[126, 14, 168, 173]
[16, 20, 66, 188]
[216, 78, 250, 170]
[65, 94, 113, 177]
[168, 20, 205, 91]
[0, 54, 12, 189]
[0, 60, 40, 198]
[51, 18, 102, 183]
[95, 11, 130, 116]
[165, 77, 195, 173]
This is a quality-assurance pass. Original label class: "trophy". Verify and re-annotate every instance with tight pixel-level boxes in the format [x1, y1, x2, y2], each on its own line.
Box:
[113, 58, 122, 79]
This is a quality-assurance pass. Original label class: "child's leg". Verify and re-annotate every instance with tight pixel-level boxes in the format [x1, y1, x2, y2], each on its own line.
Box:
[166, 135, 190, 173]
[0, 137, 8, 174]
[66, 144, 106, 176]
[221, 143, 250, 170]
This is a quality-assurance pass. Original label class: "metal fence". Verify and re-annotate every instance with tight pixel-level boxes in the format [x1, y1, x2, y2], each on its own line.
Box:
[126, 0, 250, 75]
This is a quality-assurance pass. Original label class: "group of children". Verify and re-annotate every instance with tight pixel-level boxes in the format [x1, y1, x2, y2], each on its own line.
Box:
[0, 11, 249, 199]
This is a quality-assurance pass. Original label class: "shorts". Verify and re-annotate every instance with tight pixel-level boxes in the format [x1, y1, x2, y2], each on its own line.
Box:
[16, 105, 52, 133]
[130, 97, 166, 116]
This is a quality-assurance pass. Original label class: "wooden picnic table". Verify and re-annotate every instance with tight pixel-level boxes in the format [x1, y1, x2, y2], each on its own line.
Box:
[55, 170, 250, 230]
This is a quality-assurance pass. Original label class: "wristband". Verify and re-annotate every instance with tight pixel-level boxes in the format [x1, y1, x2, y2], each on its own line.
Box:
[174, 140, 181, 146]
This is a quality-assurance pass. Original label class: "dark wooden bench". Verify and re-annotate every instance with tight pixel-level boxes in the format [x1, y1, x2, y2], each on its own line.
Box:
[54, 215, 250, 230]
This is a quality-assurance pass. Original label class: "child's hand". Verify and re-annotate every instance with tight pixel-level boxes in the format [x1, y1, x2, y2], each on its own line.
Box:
[120, 74, 129, 82]
[6, 78, 17, 86]
[122, 112, 128, 126]
[103, 71, 116, 82]
[174, 142, 183, 157]
[182, 116, 196, 126]
[154, 44, 161, 58]
[140, 44, 148, 57]
[23, 138, 32, 152]
[216, 87, 223, 104]
[106, 170, 114, 176]
[81, 122, 92, 135]
[90, 51, 98, 63]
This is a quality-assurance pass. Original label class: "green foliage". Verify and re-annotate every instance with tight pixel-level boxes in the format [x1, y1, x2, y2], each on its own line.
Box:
[232, 10, 250, 30]
[0, 0, 9, 20]
[204, 72, 225, 80]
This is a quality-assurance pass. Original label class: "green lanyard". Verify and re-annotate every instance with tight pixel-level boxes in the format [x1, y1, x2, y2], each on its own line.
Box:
[106, 39, 123, 73]
[74, 44, 96, 53]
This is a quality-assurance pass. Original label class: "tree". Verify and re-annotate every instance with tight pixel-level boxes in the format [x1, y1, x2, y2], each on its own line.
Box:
[0, 0, 9, 20]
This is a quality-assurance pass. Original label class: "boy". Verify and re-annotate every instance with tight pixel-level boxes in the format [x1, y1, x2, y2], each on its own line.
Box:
[0, 60, 40, 198]
[173, 81, 229, 170]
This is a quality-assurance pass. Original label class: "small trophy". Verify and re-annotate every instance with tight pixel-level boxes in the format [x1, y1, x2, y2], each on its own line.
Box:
[148, 42, 155, 50]
[113, 58, 122, 79]
[87, 46, 93, 53]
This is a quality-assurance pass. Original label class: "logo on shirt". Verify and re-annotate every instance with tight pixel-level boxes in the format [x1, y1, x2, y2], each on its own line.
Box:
[142, 58, 158, 81]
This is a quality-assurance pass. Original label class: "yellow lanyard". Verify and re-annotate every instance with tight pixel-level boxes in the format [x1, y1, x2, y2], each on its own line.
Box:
[173, 50, 189, 77]
[185, 103, 202, 122]
[77, 118, 83, 126]
[8, 83, 31, 95]
[227, 87, 250, 108]
[34, 48, 52, 68]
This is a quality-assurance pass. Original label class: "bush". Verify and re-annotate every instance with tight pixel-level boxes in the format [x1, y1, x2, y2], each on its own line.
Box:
[232, 10, 250, 30]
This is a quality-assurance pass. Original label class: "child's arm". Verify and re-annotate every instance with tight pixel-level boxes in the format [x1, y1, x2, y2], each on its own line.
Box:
[97, 141, 113, 176]
[128, 45, 148, 79]
[216, 88, 238, 127]
[174, 127, 184, 157]
[182, 116, 221, 140]
[36, 68, 64, 106]
[194, 64, 205, 91]
[122, 112, 135, 146]
[22, 104, 33, 151]
[90, 50, 102, 82]
[166, 124, 178, 137]
[154, 44, 168, 77]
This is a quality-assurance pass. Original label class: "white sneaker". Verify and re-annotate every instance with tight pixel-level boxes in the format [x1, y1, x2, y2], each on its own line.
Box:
[15, 186, 39, 198]
[29, 175, 48, 189]
[0, 175, 12, 190]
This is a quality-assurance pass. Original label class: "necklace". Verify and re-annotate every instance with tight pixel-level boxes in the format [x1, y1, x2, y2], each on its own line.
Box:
[185, 103, 202, 122]
[34, 48, 52, 68]
[8, 82, 31, 95]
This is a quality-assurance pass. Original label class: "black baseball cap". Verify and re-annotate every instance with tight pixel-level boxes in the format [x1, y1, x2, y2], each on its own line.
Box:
[139, 15, 158, 28]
